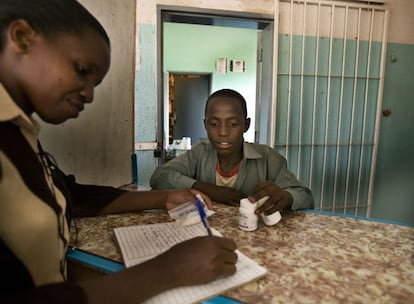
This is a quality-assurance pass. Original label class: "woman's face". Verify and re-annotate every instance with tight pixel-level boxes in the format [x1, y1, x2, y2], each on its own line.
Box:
[17, 27, 110, 124]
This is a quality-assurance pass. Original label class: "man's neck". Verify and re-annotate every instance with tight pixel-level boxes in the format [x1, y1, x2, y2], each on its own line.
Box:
[218, 154, 242, 174]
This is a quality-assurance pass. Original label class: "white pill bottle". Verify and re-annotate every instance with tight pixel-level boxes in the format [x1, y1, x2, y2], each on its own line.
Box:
[239, 198, 258, 231]
[256, 196, 282, 226]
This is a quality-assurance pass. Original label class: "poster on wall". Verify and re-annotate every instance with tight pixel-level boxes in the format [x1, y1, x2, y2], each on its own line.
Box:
[230, 60, 246, 72]
[216, 58, 227, 74]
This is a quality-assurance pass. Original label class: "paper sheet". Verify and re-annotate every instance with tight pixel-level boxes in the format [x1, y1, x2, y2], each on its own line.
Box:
[113, 222, 267, 304]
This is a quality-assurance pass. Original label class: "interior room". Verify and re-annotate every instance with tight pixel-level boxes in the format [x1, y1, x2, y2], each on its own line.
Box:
[15, 0, 412, 302]
[39, 0, 414, 226]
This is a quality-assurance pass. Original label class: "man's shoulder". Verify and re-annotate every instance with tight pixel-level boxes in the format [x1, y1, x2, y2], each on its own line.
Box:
[192, 139, 213, 151]
[244, 142, 285, 160]
[244, 141, 277, 153]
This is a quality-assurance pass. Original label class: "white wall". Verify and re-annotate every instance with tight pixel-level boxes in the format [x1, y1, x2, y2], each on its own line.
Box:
[387, 0, 414, 44]
[39, 0, 136, 186]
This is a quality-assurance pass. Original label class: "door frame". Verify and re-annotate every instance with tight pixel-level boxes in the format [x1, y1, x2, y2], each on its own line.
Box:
[157, 5, 277, 163]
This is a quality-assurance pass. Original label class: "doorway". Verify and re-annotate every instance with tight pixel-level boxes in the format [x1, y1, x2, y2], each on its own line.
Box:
[168, 73, 211, 146]
[158, 7, 275, 163]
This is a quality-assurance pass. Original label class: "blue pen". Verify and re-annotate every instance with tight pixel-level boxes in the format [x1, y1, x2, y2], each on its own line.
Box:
[195, 196, 212, 236]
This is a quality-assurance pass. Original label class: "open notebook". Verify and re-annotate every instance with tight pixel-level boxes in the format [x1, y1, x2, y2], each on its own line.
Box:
[113, 221, 267, 304]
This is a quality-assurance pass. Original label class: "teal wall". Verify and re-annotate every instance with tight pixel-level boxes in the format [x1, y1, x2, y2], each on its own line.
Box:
[135, 24, 159, 185]
[276, 34, 414, 224]
[277, 35, 381, 216]
[372, 43, 414, 225]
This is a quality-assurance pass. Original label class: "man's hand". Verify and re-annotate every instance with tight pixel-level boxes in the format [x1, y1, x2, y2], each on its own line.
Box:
[192, 181, 247, 206]
[250, 181, 293, 215]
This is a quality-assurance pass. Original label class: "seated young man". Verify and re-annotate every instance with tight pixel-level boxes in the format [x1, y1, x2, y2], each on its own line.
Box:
[150, 89, 314, 215]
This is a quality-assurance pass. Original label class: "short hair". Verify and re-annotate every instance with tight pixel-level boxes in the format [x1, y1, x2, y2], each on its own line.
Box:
[205, 89, 248, 118]
[0, 0, 110, 52]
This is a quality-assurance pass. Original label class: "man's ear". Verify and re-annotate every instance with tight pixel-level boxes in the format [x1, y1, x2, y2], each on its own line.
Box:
[244, 118, 251, 132]
[8, 19, 37, 54]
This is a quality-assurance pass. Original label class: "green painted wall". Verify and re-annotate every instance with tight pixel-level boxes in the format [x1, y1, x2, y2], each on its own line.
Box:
[163, 22, 258, 89]
[372, 43, 414, 225]
[134, 22, 258, 185]
[163, 22, 258, 143]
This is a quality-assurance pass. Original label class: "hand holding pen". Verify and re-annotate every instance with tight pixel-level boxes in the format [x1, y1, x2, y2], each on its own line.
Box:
[195, 194, 213, 236]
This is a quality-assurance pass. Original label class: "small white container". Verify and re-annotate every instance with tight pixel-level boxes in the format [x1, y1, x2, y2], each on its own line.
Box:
[239, 198, 258, 231]
[256, 196, 282, 226]
[261, 210, 282, 226]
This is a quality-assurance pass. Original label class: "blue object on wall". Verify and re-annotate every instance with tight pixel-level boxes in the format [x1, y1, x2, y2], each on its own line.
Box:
[131, 153, 138, 185]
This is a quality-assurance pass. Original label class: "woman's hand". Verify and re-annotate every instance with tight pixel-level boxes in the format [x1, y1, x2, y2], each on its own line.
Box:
[79, 235, 237, 303]
[164, 189, 214, 210]
[157, 236, 238, 286]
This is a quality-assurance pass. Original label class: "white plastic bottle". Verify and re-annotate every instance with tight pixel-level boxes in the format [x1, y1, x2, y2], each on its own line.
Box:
[239, 198, 258, 231]
[256, 196, 282, 226]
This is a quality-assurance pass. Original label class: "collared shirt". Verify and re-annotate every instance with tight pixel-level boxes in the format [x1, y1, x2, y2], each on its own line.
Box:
[215, 161, 240, 188]
[150, 139, 314, 210]
[0, 84, 125, 302]
[0, 84, 69, 286]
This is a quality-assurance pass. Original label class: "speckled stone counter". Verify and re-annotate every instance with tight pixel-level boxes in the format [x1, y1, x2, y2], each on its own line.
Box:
[70, 205, 414, 303]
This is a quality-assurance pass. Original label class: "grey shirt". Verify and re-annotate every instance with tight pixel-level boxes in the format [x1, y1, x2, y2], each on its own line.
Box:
[150, 140, 314, 210]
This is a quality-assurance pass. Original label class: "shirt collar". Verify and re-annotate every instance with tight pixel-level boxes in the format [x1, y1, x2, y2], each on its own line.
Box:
[243, 141, 263, 159]
[0, 83, 40, 134]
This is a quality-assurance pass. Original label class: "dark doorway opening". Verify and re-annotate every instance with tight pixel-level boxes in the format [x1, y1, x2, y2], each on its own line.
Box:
[168, 73, 211, 146]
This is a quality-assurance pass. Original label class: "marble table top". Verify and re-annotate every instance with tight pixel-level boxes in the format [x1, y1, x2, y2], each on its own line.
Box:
[70, 204, 414, 303]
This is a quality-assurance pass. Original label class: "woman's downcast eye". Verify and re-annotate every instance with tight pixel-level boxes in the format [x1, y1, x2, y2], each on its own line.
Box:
[75, 64, 89, 76]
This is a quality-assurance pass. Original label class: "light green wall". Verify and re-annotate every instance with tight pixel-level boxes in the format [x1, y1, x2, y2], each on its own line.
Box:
[163, 22, 258, 142]
[372, 43, 414, 225]
[163, 22, 258, 86]
[134, 22, 258, 185]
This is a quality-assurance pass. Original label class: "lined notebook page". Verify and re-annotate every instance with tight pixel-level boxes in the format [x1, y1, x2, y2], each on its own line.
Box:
[113, 222, 267, 304]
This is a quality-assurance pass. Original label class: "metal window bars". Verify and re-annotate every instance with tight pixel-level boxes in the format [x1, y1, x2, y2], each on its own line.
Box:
[275, 0, 389, 216]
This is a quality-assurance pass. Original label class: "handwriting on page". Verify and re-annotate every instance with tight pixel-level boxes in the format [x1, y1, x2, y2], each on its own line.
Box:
[113, 222, 267, 304]
[115, 222, 207, 267]
[144, 251, 264, 304]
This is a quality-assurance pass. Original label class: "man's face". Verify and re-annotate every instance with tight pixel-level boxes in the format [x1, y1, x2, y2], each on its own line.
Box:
[204, 96, 250, 157]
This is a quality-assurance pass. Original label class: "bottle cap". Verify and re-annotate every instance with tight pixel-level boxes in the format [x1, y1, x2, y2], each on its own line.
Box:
[240, 198, 257, 209]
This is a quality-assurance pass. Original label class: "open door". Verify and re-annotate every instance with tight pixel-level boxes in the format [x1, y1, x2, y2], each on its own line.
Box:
[170, 74, 211, 146]
[255, 22, 274, 145]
